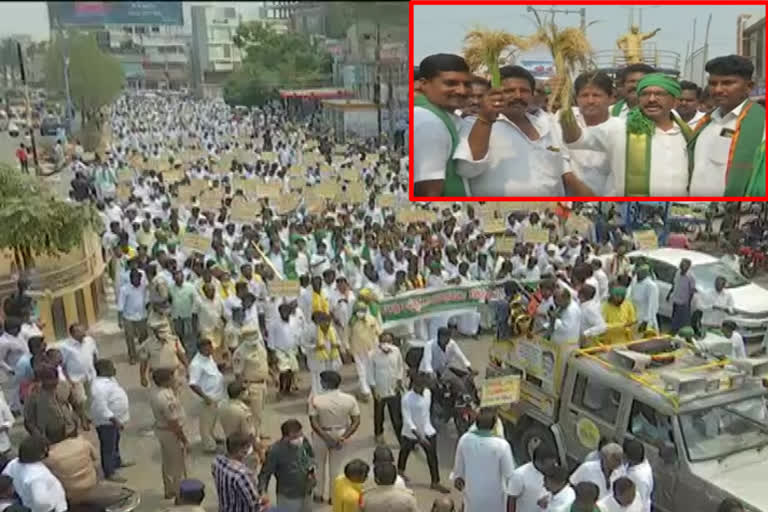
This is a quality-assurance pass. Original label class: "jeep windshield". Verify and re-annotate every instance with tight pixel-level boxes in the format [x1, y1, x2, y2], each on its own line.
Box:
[680, 396, 768, 461]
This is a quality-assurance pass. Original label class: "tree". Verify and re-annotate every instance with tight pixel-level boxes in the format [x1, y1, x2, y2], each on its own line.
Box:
[45, 31, 123, 126]
[0, 164, 100, 271]
[225, 21, 332, 107]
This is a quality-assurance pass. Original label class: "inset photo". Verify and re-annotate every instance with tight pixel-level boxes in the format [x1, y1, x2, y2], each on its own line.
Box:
[410, 3, 766, 199]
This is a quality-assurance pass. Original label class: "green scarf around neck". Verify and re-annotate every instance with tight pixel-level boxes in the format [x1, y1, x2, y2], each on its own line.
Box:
[746, 141, 766, 197]
[688, 99, 765, 196]
[611, 99, 626, 117]
[413, 95, 467, 196]
[624, 109, 693, 196]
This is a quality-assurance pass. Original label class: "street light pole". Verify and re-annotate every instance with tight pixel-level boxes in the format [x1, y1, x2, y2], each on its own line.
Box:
[527, 6, 588, 34]
[16, 41, 39, 173]
[56, 20, 74, 135]
[374, 21, 382, 147]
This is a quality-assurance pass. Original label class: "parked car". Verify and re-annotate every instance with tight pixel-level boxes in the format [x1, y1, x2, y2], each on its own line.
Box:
[7, 120, 19, 137]
[602, 248, 768, 341]
[40, 116, 62, 136]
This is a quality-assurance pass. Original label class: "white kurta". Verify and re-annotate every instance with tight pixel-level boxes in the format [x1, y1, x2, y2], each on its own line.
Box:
[565, 116, 689, 196]
[631, 277, 660, 331]
[452, 431, 516, 512]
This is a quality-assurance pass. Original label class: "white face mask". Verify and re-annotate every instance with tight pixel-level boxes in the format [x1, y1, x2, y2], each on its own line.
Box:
[289, 436, 304, 447]
[355, 311, 365, 319]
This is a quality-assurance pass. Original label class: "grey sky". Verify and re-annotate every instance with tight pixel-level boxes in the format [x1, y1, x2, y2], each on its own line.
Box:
[0, 2, 266, 40]
[415, 5, 765, 71]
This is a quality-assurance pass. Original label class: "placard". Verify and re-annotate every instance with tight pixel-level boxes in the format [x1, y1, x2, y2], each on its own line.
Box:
[566, 215, 591, 235]
[275, 195, 301, 215]
[305, 195, 326, 214]
[495, 236, 516, 254]
[333, 145, 346, 154]
[484, 218, 507, 234]
[379, 195, 395, 209]
[230, 202, 257, 223]
[261, 151, 276, 162]
[269, 280, 301, 297]
[346, 183, 366, 204]
[480, 374, 521, 407]
[341, 168, 359, 182]
[635, 229, 658, 250]
[313, 183, 338, 200]
[188, 179, 208, 193]
[255, 183, 282, 199]
[163, 169, 184, 183]
[198, 194, 221, 212]
[524, 226, 550, 244]
[290, 177, 306, 189]
[181, 233, 211, 253]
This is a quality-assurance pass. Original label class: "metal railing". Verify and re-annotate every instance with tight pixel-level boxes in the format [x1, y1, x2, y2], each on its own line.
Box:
[593, 44, 681, 74]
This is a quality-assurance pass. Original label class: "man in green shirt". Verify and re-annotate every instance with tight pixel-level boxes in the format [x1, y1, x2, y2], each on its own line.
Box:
[170, 270, 199, 357]
[571, 481, 601, 512]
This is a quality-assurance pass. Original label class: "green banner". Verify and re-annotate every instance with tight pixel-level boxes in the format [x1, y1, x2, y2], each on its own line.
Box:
[379, 281, 508, 328]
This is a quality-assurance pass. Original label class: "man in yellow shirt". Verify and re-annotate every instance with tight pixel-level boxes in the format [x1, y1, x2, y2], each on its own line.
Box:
[333, 459, 370, 512]
[601, 286, 637, 344]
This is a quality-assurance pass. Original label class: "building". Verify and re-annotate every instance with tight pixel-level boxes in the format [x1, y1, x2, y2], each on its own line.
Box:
[258, 2, 295, 34]
[46, 1, 190, 89]
[190, 5, 243, 98]
[739, 15, 765, 99]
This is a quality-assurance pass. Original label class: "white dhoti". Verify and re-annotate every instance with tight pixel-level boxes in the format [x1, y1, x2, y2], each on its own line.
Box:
[274, 348, 299, 373]
[352, 351, 372, 396]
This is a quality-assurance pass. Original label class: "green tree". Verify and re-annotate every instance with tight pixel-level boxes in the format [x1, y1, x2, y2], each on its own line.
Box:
[0, 164, 100, 270]
[45, 31, 123, 127]
[226, 21, 332, 107]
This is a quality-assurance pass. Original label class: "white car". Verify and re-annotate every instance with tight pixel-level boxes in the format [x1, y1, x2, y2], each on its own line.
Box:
[7, 121, 19, 137]
[608, 248, 768, 340]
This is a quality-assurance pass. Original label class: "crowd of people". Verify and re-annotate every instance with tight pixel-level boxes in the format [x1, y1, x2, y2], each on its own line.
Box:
[413, 52, 766, 197]
[0, 87, 758, 512]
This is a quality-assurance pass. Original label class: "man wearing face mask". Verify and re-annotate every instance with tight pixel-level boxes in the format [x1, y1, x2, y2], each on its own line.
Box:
[348, 303, 382, 403]
[258, 419, 316, 512]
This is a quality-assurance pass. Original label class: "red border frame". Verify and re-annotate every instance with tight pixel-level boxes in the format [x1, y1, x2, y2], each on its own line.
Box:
[408, 1, 768, 203]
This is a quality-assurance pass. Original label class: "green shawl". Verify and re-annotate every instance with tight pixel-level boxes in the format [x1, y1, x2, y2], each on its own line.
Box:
[688, 100, 765, 196]
[746, 142, 766, 197]
[413, 95, 467, 196]
[624, 110, 693, 196]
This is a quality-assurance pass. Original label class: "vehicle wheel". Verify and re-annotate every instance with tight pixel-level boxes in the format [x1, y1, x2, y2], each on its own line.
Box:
[514, 420, 557, 464]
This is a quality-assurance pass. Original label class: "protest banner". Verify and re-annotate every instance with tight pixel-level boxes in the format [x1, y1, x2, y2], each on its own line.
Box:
[230, 202, 257, 223]
[254, 183, 282, 199]
[480, 374, 521, 407]
[346, 183, 366, 204]
[495, 236, 516, 253]
[314, 182, 339, 200]
[275, 196, 300, 215]
[634, 230, 658, 250]
[484, 218, 507, 234]
[566, 215, 591, 235]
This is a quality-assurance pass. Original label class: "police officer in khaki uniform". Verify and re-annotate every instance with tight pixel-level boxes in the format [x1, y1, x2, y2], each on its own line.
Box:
[309, 370, 361, 503]
[150, 368, 188, 500]
[140, 321, 189, 394]
[217, 380, 261, 463]
[232, 324, 269, 440]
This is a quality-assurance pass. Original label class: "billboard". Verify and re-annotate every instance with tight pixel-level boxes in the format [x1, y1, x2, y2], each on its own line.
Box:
[48, 2, 184, 26]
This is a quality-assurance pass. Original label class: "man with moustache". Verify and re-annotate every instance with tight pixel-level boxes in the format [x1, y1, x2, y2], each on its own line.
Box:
[610, 64, 656, 119]
[453, 65, 593, 196]
[413, 54, 472, 197]
[689, 55, 765, 196]
[560, 73, 691, 196]
[461, 76, 490, 118]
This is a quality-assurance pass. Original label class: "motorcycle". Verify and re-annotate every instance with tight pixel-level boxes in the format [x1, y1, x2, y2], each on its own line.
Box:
[739, 243, 768, 278]
[68, 486, 141, 512]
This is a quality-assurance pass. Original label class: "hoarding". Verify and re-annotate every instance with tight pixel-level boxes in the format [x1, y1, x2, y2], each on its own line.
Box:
[48, 2, 184, 26]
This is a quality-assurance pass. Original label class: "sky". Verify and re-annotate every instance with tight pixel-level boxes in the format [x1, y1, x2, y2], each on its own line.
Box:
[414, 4, 766, 69]
[0, 1, 266, 40]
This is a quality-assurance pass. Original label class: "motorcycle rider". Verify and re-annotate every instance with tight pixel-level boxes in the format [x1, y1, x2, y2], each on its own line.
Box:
[419, 327, 477, 400]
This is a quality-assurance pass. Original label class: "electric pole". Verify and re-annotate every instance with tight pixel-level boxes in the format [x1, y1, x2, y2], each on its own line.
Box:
[374, 21, 382, 147]
[527, 6, 587, 33]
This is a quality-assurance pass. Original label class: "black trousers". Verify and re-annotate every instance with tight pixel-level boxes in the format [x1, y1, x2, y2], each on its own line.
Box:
[373, 394, 403, 441]
[398, 434, 440, 483]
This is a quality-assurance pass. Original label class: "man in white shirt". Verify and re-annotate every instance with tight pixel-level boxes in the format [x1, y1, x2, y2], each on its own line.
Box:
[60, 323, 99, 409]
[3, 435, 68, 512]
[117, 269, 148, 365]
[630, 266, 660, 333]
[579, 284, 607, 341]
[692, 275, 734, 333]
[368, 332, 405, 445]
[452, 409, 516, 512]
[0, 318, 29, 413]
[541, 466, 576, 512]
[398, 373, 449, 493]
[188, 338, 226, 453]
[420, 327, 473, 376]
[561, 73, 690, 196]
[507, 445, 559, 512]
[675, 81, 706, 128]
[610, 64, 656, 119]
[548, 289, 582, 346]
[90, 359, 131, 481]
[597, 477, 643, 512]
[690, 55, 765, 196]
[454, 65, 590, 197]
[721, 320, 747, 360]
[0, 392, 14, 460]
[412, 54, 472, 197]
[622, 439, 653, 512]
[570, 443, 626, 500]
